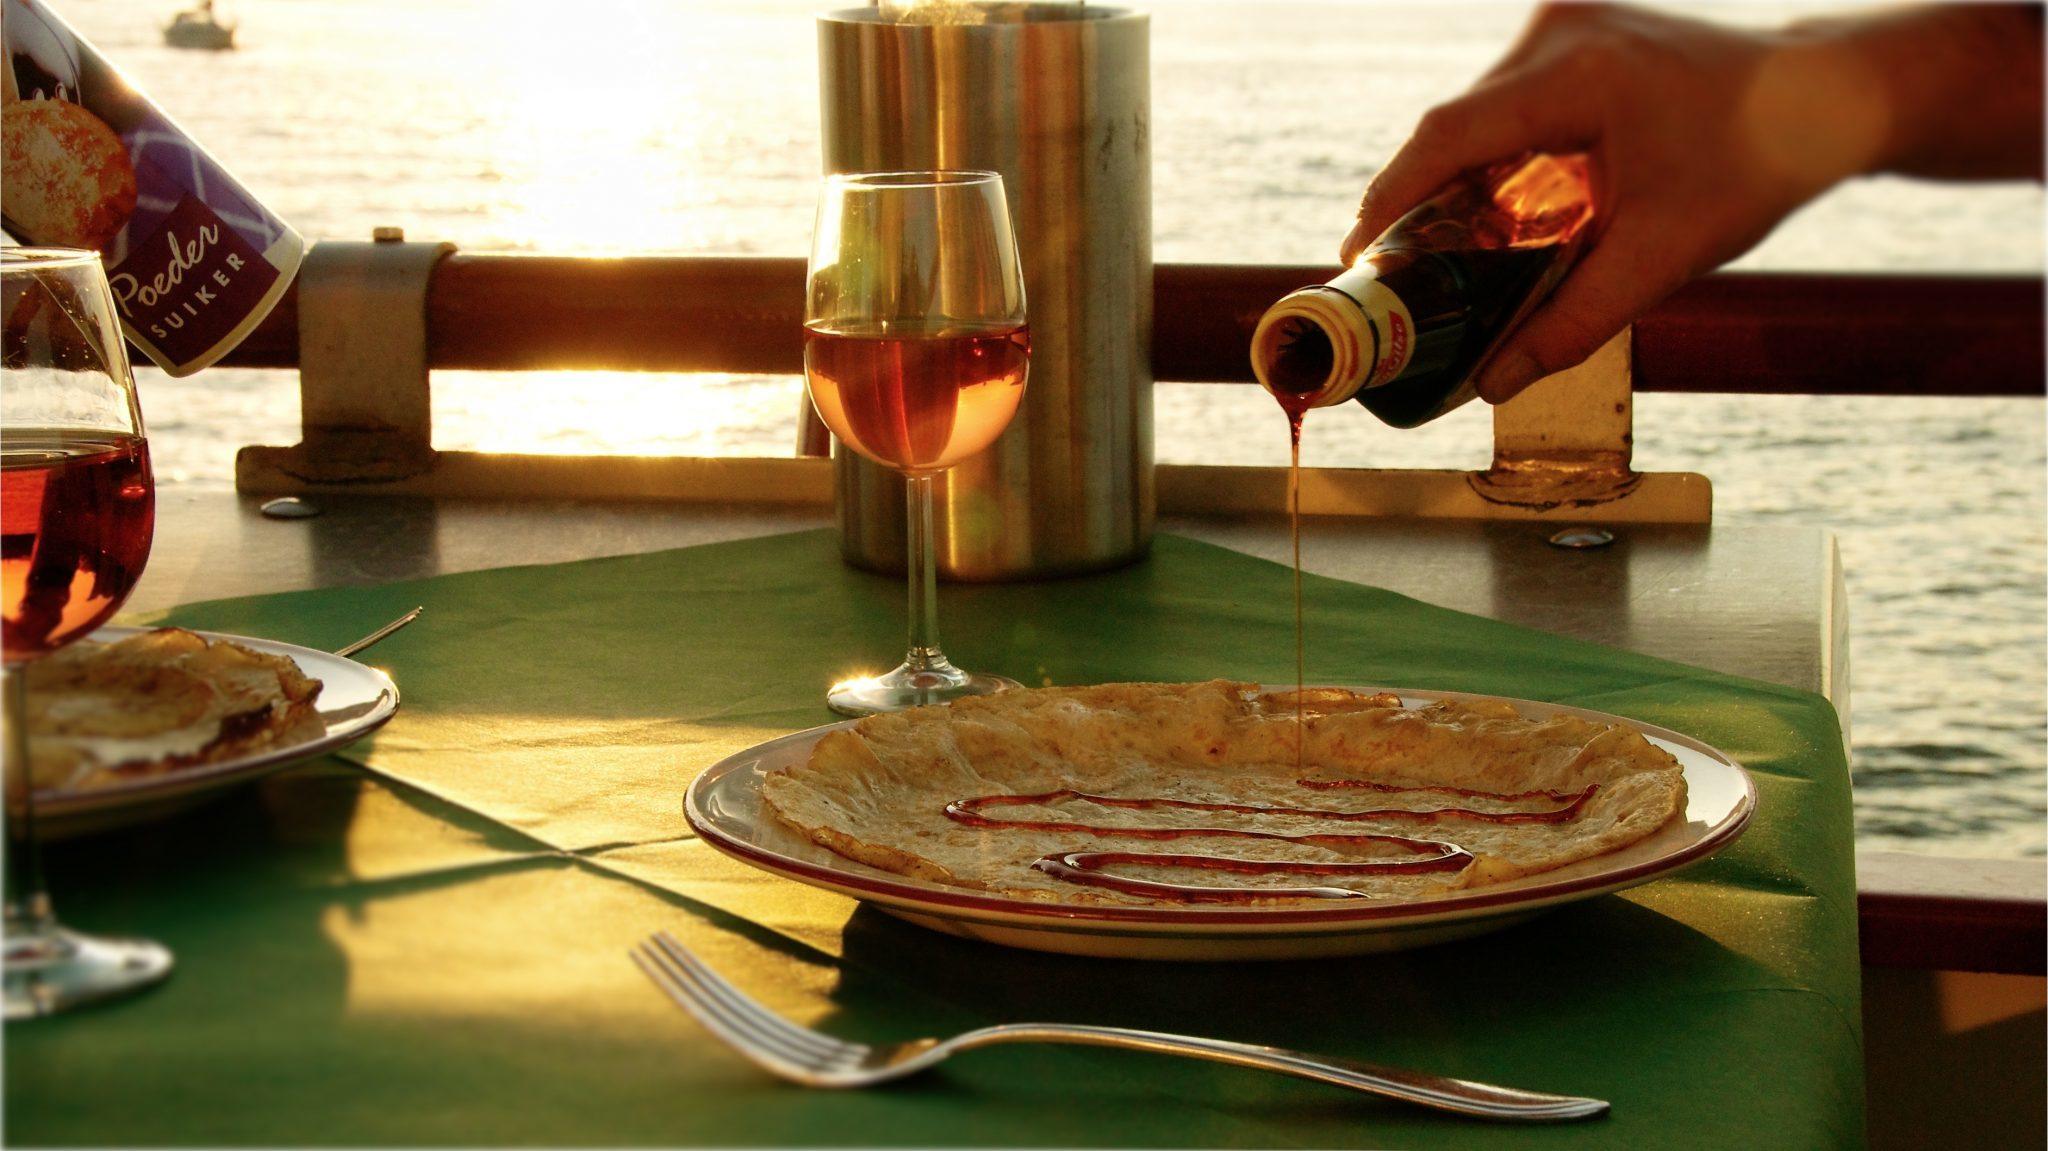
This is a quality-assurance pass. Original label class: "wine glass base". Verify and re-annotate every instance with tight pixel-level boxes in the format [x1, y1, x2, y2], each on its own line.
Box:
[4, 926, 172, 1020]
[827, 664, 1022, 718]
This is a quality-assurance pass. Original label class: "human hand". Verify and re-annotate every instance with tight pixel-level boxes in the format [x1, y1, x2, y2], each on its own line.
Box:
[1342, 3, 1897, 404]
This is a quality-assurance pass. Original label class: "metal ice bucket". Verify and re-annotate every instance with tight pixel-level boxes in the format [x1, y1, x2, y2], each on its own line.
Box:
[818, 3, 1152, 580]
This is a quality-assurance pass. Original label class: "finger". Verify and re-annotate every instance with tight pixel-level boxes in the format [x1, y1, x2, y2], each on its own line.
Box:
[1472, 220, 1682, 404]
[1341, 79, 1599, 263]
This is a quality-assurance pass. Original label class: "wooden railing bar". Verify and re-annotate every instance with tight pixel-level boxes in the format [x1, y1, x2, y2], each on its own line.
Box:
[217, 256, 2045, 397]
[1639, 274, 2045, 398]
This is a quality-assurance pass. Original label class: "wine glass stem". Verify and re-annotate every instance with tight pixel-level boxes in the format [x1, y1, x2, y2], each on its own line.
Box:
[2, 667, 55, 937]
[904, 473, 947, 672]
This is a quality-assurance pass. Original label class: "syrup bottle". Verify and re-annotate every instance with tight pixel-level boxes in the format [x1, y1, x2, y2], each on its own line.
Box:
[1250, 153, 1594, 428]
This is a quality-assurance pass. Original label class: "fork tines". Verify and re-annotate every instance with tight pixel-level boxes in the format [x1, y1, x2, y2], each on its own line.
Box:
[631, 932, 864, 1080]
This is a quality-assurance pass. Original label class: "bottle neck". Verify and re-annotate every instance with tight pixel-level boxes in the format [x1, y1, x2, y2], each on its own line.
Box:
[1250, 262, 1416, 410]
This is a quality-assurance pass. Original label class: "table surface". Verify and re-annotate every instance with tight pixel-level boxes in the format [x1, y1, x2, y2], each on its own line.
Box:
[10, 489, 1862, 1149]
[141, 489, 1846, 706]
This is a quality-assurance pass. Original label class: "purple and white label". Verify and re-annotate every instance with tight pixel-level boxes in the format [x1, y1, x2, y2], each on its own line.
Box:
[2, 0, 302, 375]
[107, 194, 277, 365]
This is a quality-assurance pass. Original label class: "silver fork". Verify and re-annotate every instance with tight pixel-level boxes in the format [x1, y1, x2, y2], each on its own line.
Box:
[631, 932, 1607, 1122]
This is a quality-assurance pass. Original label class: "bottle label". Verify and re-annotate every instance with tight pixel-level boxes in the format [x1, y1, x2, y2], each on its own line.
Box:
[2, 0, 303, 376]
[1350, 275, 1415, 389]
[109, 194, 279, 364]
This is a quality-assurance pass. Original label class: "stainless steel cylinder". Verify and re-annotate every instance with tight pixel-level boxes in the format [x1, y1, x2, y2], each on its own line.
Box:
[818, 4, 1153, 580]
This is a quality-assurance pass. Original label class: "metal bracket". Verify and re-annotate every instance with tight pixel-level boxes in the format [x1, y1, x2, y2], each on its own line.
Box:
[243, 231, 453, 485]
[1471, 330, 1672, 513]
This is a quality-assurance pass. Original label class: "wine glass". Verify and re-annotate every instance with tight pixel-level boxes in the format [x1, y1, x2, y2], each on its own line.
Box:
[1, 247, 171, 1018]
[805, 171, 1030, 716]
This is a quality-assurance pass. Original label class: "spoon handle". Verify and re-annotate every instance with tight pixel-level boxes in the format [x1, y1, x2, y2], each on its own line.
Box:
[333, 607, 423, 659]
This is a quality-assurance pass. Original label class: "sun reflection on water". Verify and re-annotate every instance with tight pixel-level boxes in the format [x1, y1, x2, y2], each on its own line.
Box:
[467, 8, 720, 254]
[431, 371, 807, 458]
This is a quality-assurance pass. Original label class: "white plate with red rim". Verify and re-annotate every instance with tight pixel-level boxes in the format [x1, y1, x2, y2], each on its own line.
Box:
[685, 687, 1757, 960]
[32, 626, 401, 838]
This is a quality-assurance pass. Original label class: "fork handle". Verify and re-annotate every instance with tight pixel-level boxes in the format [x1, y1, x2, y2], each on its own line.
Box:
[951, 1024, 1608, 1122]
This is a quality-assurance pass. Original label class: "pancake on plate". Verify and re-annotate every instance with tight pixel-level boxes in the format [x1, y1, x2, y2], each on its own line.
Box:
[24, 628, 323, 792]
[761, 680, 1687, 906]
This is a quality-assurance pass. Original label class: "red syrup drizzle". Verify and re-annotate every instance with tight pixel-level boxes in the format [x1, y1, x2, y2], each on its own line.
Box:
[1296, 778, 1596, 807]
[1029, 849, 1464, 904]
[943, 783, 1598, 903]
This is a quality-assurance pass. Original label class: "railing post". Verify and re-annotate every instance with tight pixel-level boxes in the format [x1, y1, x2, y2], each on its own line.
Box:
[1469, 330, 1658, 512]
[238, 231, 452, 486]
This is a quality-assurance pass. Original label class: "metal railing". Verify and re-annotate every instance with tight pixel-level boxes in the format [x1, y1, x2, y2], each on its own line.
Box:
[216, 253, 2045, 394]
[227, 246, 2043, 527]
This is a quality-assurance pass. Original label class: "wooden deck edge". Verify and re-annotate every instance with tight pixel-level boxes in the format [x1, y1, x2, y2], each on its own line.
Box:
[1157, 465, 1714, 522]
[239, 450, 1716, 523]
[1860, 894, 2047, 973]
[1858, 852, 2046, 974]
[237, 448, 837, 505]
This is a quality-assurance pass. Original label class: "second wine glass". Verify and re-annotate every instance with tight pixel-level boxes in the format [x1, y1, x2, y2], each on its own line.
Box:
[2, 247, 171, 1018]
[805, 171, 1029, 717]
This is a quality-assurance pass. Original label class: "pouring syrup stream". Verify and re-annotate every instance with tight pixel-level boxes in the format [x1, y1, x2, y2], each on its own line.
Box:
[1280, 401, 1313, 772]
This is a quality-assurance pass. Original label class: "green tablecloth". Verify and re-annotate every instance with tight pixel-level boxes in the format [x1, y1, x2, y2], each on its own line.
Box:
[7, 530, 1863, 1148]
